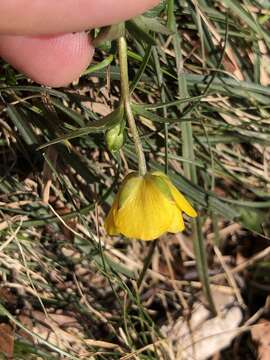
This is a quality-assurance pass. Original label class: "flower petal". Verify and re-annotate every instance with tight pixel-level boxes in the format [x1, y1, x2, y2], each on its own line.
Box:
[105, 172, 140, 236]
[168, 207, 185, 233]
[153, 172, 197, 217]
[115, 176, 175, 240]
[104, 195, 119, 236]
[169, 183, 197, 217]
[118, 174, 142, 207]
[150, 173, 173, 200]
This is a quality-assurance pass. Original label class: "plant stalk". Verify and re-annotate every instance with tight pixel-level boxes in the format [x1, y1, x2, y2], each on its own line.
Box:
[118, 35, 147, 176]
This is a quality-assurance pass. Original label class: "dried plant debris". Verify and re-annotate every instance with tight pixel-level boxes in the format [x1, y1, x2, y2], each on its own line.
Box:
[162, 294, 243, 359]
[251, 319, 270, 360]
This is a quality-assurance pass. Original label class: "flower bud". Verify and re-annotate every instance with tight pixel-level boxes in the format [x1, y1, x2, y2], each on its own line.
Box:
[105, 123, 124, 152]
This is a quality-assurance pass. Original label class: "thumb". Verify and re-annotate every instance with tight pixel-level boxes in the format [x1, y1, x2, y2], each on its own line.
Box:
[0, 32, 94, 87]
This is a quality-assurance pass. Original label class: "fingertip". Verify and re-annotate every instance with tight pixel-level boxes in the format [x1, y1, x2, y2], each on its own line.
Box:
[0, 32, 94, 87]
[0, 0, 160, 35]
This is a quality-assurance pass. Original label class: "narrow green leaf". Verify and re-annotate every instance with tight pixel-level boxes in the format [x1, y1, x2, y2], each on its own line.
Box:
[6, 105, 39, 145]
[38, 105, 124, 149]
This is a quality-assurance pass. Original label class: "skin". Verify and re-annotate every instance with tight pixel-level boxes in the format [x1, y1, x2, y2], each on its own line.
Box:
[0, 0, 159, 87]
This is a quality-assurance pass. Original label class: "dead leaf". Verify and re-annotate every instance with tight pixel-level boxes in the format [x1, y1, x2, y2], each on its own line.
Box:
[0, 288, 17, 305]
[162, 294, 243, 360]
[91, 102, 111, 116]
[0, 323, 14, 358]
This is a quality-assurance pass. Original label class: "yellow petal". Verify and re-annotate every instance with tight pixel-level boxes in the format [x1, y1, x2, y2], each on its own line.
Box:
[150, 173, 173, 201]
[168, 207, 185, 233]
[153, 172, 197, 217]
[105, 172, 140, 235]
[115, 176, 175, 240]
[169, 182, 197, 217]
[118, 174, 142, 207]
[104, 195, 119, 236]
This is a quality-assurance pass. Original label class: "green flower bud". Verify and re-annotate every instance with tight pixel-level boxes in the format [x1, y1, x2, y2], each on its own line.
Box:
[105, 123, 125, 152]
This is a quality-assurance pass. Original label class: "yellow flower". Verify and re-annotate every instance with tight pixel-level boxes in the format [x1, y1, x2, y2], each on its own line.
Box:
[105, 171, 197, 241]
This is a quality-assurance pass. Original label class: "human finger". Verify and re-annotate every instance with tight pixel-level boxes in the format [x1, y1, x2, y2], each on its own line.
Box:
[0, 32, 94, 87]
[0, 0, 160, 35]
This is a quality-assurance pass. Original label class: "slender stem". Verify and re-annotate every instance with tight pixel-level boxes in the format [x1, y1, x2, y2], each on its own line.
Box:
[118, 35, 147, 176]
[137, 240, 158, 290]
[125, 240, 158, 313]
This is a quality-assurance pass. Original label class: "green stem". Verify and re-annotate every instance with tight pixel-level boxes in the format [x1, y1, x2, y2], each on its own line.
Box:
[137, 240, 158, 290]
[118, 35, 147, 176]
[125, 240, 157, 313]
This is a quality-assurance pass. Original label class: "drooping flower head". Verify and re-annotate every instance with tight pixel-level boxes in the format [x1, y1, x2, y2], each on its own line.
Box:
[105, 171, 197, 241]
